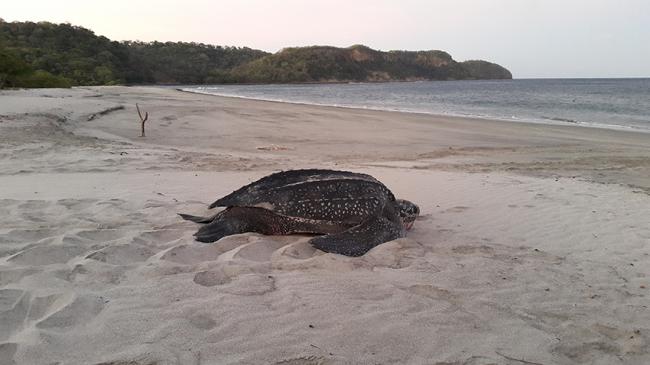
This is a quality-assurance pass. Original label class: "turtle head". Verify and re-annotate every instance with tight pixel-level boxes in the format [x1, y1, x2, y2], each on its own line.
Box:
[396, 199, 419, 230]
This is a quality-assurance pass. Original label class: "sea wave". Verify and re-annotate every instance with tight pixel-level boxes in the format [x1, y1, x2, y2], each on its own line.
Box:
[179, 80, 650, 134]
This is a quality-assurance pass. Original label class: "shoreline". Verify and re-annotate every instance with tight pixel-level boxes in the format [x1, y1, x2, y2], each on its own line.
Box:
[3, 86, 650, 193]
[177, 85, 650, 135]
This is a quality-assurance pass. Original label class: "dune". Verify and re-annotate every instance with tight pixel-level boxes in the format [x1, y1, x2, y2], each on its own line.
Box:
[0, 86, 649, 364]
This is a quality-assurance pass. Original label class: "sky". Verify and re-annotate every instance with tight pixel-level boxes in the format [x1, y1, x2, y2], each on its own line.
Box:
[3, 0, 649, 78]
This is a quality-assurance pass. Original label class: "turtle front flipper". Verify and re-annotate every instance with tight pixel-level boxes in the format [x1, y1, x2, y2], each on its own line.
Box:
[309, 216, 403, 257]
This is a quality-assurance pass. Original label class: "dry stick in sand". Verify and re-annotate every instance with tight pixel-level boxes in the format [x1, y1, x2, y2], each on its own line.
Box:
[136, 103, 149, 137]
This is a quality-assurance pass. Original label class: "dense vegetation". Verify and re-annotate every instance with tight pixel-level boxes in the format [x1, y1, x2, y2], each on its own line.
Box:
[231, 45, 511, 83]
[0, 20, 511, 88]
[0, 20, 267, 87]
[0, 41, 72, 88]
[460, 60, 513, 80]
[121, 41, 268, 84]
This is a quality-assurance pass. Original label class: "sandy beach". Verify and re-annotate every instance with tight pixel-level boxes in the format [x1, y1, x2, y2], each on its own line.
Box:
[1, 86, 649, 365]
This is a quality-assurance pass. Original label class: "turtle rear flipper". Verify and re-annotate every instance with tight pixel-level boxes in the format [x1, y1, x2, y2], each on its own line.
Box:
[178, 212, 220, 224]
[309, 216, 403, 257]
[192, 206, 310, 243]
[193, 207, 270, 242]
[194, 216, 248, 242]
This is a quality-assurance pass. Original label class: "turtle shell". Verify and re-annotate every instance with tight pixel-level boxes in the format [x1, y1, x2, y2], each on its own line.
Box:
[210, 169, 396, 225]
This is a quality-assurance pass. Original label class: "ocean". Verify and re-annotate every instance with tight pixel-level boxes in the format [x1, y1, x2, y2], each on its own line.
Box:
[182, 78, 650, 132]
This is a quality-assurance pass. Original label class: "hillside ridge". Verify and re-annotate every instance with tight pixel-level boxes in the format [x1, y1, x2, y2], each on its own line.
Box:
[0, 20, 511, 88]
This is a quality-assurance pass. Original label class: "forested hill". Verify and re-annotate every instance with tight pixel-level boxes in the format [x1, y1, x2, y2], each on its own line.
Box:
[0, 21, 268, 87]
[0, 20, 511, 88]
[229, 45, 512, 83]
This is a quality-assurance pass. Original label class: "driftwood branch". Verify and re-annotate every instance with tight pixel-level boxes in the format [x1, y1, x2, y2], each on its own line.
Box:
[136, 103, 149, 137]
[87, 105, 124, 121]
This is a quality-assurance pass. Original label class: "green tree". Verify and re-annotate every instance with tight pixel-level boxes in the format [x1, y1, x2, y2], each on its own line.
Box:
[0, 48, 32, 88]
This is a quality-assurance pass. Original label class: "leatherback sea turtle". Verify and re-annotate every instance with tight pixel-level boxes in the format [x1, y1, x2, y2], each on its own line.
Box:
[179, 169, 419, 257]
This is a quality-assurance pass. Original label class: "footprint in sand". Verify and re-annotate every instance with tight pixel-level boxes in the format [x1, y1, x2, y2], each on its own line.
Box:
[0, 244, 36, 260]
[406, 284, 457, 302]
[86, 244, 155, 265]
[60, 234, 88, 246]
[0, 229, 59, 257]
[76, 229, 127, 243]
[0, 289, 29, 341]
[222, 274, 276, 296]
[132, 229, 185, 246]
[188, 314, 217, 330]
[233, 237, 289, 262]
[193, 269, 231, 287]
[193, 269, 275, 295]
[400, 285, 460, 314]
[277, 239, 319, 260]
[361, 238, 426, 269]
[0, 199, 20, 209]
[553, 340, 622, 363]
[0, 343, 18, 365]
[95, 198, 127, 207]
[0, 228, 57, 244]
[27, 293, 68, 321]
[161, 235, 250, 265]
[35, 294, 105, 330]
[534, 193, 550, 200]
[17, 200, 45, 210]
[56, 198, 96, 210]
[8, 244, 86, 266]
[0, 268, 39, 286]
[162, 244, 223, 265]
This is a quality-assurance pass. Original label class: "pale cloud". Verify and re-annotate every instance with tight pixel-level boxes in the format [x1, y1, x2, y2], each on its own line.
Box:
[4, 0, 649, 78]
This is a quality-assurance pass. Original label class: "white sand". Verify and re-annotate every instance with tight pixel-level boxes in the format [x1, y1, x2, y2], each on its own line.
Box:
[0, 86, 649, 365]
